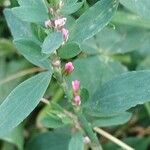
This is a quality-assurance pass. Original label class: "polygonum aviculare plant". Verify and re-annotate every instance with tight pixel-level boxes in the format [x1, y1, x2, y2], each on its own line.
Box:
[1, 0, 150, 149]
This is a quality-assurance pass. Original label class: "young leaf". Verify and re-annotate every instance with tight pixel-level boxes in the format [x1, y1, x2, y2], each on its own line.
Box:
[69, 132, 84, 150]
[42, 32, 64, 54]
[58, 42, 81, 59]
[69, 0, 119, 43]
[86, 71, 150, 116]
[14, 39, 50, 69]
[0, 71, 52, 136]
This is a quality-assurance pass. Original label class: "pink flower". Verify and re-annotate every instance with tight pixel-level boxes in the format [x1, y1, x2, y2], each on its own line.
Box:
[65, 62, 74, 74]
[45, 20, 52, 28]
[74, 95, 81, 106]
[72, 80, 80, 93]
[61, 28, 69, 41]
[54, 18, 67, 28]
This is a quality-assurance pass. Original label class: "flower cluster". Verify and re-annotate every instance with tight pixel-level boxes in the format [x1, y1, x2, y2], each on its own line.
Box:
[45, 17, 69, 42]
[45, 1, 80, 106]
[44, 1, 69, 42]
[64, 62, 81, 106]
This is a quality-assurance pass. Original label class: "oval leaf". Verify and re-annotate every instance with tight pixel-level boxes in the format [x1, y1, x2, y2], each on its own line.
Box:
[61, 2, 83, 15]
[12, 0, 48, 23]
[58, 43, 81, 59]
[14, 39, 50, 69]
[67, 56, 127, 100]
[90, 112, 132, 127]
[42, 32, 64, 54]
[4, 9, 37, 41]
[0, 71, 52, 136]
[86, 70, 150, 115]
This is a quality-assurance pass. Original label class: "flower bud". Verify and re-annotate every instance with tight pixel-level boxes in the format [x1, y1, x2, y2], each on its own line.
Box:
[72, 80, 80, 93]
[52, 60, 61, 68]
[74, 95, 81, 106]
[45, 20, 52, 28]
[65, 62, 74, 74]
[54, 18, 67, 28]
[61, 28, 69, 41]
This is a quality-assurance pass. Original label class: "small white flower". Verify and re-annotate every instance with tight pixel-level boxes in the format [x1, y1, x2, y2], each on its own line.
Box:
[54, 18, 67, 28]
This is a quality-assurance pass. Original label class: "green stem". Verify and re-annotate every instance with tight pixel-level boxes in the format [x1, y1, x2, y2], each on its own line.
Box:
[76, 110, 103, 150]
[61, 78, 71, 101]
[52, 88, 64, 103]
[59, 77, 103, 149]
[52, 55, 103, 150]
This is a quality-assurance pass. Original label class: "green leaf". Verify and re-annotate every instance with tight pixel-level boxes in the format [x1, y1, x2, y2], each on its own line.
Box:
[0, 125, 24, 150]
[86, 70, 150, 116]
[69, 0, 119, 43]
[90, 112, 132, 127]
[14, 39, 50, 69]
[42, 32, 64, 54]
[0, 71, 52, 136]
[67, 56, 127, 100]
[120, 0, 150, 20]
[4, 9, 38, 42]
[18, 0, 47, 8]
[26, 128, 71, 150]
[13, 0, 48, 23]
[61, 2, 83, 15]
[30, 24, 47, 43]
[112, 11, 150, 29]
[58, 43, 81, 59]
[37, 103, 72, 129]
[82, 25, 149, 55]
[69, 132, 84, 150]
[12, 6, 48, 23]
